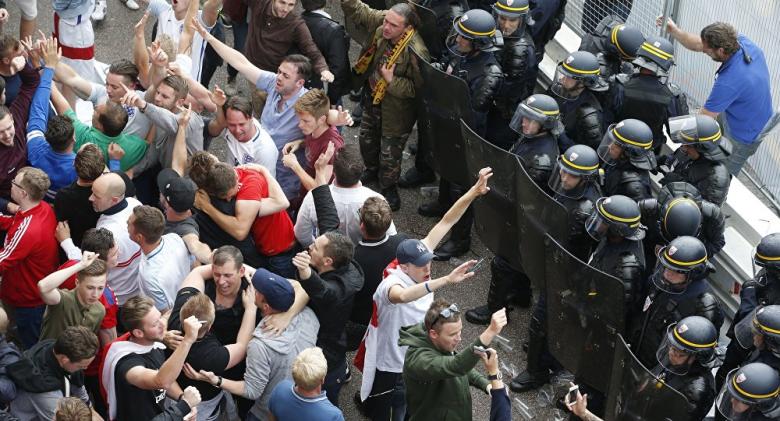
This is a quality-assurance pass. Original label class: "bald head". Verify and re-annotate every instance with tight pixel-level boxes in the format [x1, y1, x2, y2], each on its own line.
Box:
[90, 173, 126, 212]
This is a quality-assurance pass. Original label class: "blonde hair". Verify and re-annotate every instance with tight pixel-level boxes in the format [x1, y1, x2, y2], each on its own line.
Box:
[179, 293, 215, 337]
[55, 397, 91, 420]
[292, 347, 328, 390]
[294, 88, 330, 120]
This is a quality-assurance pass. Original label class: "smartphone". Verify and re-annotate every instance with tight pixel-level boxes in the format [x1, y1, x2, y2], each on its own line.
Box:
[567, 385, 579, 404]
[468, 258, 486, 273]
[473, 345, 491, 358]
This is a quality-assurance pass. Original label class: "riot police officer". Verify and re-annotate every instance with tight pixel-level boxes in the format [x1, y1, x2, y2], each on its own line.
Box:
[416, 9, 504, 260]
[464, 94, 562, 326]
[548, 50, 607, 150]
[586, 194, 646, 312]
[652, 315, 719, 421]
[501, 144, 601, 393]
[639, 181, 726, 265]
[608, 36, 677, 151]
[630, 235, 724, 369]
[661, 114, 732, 206]
[528, 0, 566, 64]
[487, 0, 538, 149]
[717, 233, 780, 390]
[598, 118, 656, 201]
[732, 305, 780, 370]
[579, 15, 645, 79]
[716, 362, 780, 421]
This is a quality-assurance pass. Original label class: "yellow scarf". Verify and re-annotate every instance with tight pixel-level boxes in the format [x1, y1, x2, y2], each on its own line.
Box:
[354, 28, 416, 105]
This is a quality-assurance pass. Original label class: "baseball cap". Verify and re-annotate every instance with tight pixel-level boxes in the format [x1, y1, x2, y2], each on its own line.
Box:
[396, 239, 435, 267]
[251, 268, 295, 312]
[157, 169, 196, 213]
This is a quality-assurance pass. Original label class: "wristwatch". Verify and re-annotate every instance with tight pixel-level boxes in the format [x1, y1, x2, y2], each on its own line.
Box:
[487, 372, 502, 381]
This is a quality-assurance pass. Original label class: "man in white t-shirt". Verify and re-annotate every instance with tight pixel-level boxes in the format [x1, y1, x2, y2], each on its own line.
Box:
[146, 0, 220, 83]
[294, 145, 394, 247]
[89, 173, 143, 305]
[128, 205, 190, 312]
[216, 95, 278, 175]
[354, 168, 493, 420]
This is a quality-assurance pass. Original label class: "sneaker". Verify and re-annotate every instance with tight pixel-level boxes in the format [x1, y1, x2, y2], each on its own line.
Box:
[91, 0, 107, 21]
[123, 0, 140, 10]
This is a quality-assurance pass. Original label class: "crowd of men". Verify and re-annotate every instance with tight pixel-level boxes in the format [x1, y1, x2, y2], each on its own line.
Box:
[0, 0, 774, 419]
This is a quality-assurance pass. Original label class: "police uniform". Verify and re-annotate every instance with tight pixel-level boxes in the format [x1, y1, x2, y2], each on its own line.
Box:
[579, 15, 644, 79]
[716, 363, 780, 421]
[599, 119, 656, 202]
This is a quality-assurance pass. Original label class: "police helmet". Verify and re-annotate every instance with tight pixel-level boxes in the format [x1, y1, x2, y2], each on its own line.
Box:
[633, 36, 675, 77]
[660, 197, 702, 243]
[717, 362, 780, 419]
[735, 305, 780, 358]
[448, 10, 501, 56]
[551, 51, 608, 99]
[668, 114, 727, 162]
[754, 233, 780, 272]
[597, 119, 657, 170]
[607, 24, 645, 60]
[585, 195, 645, 241]
[652, 235, 708, 294]
[548, 144, 600, 199]
[509, 94, 562, 135]
[492, 0, 530, 19]
[656, 315, 717, 375]
[657, 182, 704, 209]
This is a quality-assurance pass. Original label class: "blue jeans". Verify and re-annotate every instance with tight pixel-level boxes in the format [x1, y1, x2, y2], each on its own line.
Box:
[14, 305, 44, 349]
[725, 137, 763, 176]
[264, 247, 297, 280]
[323, 355, 347, 407]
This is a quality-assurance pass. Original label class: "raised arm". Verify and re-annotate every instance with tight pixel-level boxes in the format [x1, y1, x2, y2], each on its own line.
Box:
[223, 285, 258, 369]
[125, 317, 200, 391]
[388, 259, 477, 304]
[422, 167, 492, 250]
[134, 12, 152, 88]
[190, 16, 262, 83]
[658, 16, 703, 52]
[207, 85, 227, 137]
[54, 60, 93, 100]
[38, 252, 99, 305]
[171, 103, 191, 176]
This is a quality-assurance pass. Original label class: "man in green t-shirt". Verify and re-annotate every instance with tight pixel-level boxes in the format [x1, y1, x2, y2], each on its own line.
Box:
[37, 251, 108, 340]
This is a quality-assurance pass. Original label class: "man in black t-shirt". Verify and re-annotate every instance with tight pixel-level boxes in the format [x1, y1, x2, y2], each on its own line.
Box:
[103, 296, 201, 421]
[54, 144, 105, 247]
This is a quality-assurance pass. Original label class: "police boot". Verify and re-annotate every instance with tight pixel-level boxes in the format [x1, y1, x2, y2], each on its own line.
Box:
[434, 212, 472, 261]
[465, 258, 514, 325]
[399, 167, 436, 189]
[507, 270, 533, 308]
[510, 322, 550, 392]
[381, 186, 401, 211]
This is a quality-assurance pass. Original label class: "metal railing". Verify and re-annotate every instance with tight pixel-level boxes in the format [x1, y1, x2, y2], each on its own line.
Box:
[563, 0, 780, 208]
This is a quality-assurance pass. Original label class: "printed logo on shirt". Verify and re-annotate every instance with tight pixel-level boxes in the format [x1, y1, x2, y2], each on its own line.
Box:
[241, 154, 256, 164]
[154, 388, 166, 404]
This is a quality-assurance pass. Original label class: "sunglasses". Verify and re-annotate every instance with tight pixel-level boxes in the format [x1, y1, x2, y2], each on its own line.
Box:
[430, 303, 460, 328]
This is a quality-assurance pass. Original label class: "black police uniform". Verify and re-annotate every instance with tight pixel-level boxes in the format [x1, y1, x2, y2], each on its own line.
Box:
[662, 146, 731, 207]
[631, 278, 724, 369]
[603, 160, 652, 201]
[639, 182, 726, 260]
[651, 364, 717, 421]
[528, 0, 566, 63]
[610, 73, 674, 148]
[579, 15, 643, 79]
[488, 28, 537, 149]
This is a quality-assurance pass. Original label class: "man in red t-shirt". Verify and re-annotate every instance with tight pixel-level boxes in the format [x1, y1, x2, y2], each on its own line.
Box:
[194, 161, 297, 277]
[282, 89, 344, 199]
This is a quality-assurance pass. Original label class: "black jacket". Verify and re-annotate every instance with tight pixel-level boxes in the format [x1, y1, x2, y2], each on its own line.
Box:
[300, 11, 351, 103]
[7, 340, 84, 394]
[299, 185, 365, 368]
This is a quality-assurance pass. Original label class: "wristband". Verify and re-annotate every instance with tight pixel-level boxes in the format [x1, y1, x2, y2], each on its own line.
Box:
[215, 376, 223, 388]
[140, 102, 148, 113]
[424, 282, 432, 294]
[177, 393, 184, 401]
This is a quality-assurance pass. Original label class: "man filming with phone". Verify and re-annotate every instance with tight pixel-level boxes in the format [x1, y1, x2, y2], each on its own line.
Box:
[399, 299, 507, 421]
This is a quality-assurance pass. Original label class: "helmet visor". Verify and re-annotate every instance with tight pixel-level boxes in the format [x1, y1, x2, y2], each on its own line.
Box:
[597, 128, 621, 166]
[656, 324, 694, 375]
[585, 210, 609, 241]
[548, 158, 588, 199]
[651, 261, 691, 294]
[734, 308, 761, 350]
[668, 115, 702, 144]
[550, 64, 583, 100]
[509, 101, 553, 134]
[585, 204, 645, 241]
[716, 378, 755, 421]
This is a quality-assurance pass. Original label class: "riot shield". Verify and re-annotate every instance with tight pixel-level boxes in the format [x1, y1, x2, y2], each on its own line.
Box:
[415, 51, 474, 186]
[516, 163, 568, 290]
[409, 2, 443, 60]
[545, 234, 626, 393]
[604, 335, 690, 421]
[461, 120, 522, 269]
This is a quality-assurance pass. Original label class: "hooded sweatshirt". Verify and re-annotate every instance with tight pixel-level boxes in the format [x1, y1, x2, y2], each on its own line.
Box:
[399, 323, 489, 421]
[245, 307, 320, 420]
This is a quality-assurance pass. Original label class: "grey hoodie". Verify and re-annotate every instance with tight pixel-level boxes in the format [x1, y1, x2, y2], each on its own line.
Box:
[245, 307, 320, 420]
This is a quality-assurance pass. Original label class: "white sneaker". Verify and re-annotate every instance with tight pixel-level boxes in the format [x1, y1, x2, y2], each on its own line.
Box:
[123, 0, 140, 10]
[91, 0, 106, 21]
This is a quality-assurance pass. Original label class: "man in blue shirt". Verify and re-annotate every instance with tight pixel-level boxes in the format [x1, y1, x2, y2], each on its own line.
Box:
[268, 347, 344, 421]
[661, 19, 774, 175]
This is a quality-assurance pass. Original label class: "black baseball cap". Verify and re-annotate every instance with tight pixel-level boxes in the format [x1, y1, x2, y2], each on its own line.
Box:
[157, 169, 196, 213]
